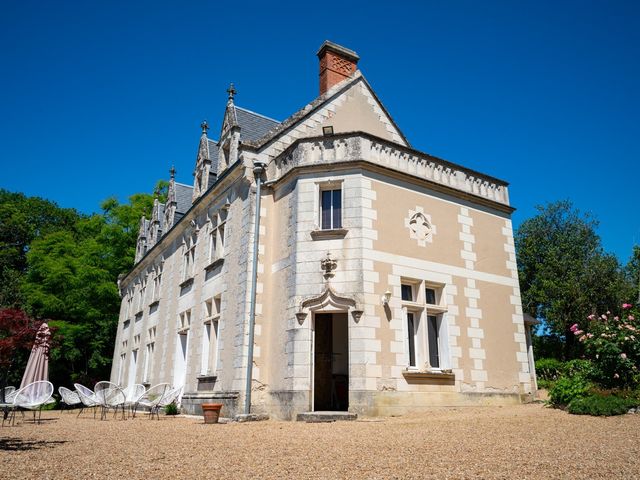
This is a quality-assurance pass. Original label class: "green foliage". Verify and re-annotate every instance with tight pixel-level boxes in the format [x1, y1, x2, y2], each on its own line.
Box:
[570, 305, 640, 389]
[516, 201, 631, 357]
[567, 394, 637, 416]
[164, 402, 179, 415]
[532, 334, 565, 360]
[0, 190, 80, 307]
[548, 375, 592, 406]
[535, 358, 564, 381]
[14, 189, 158, 387]
[626, 246, 640, 304]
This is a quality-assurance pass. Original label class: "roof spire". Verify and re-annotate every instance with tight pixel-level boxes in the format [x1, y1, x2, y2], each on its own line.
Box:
[170, 165, 176, 179]
[227, 83, 237, 101]
[200, 120, 209, 135]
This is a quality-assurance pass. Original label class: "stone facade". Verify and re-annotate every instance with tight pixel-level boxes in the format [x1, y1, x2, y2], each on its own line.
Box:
[111, 41, 536, 419]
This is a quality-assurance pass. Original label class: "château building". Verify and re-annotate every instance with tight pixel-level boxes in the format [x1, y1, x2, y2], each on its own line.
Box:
[111, 41, 537, 419]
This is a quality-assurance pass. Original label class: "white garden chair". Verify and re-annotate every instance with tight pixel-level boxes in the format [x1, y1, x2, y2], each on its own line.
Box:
[94, 381, 126, 420]
[74, 383, 98, 418]
[5, 380, 54, 425]
[122, 384, 146, 415]
[58, 386, 81, 412]
[157, 386, 183, 418]
[134, 383, 170, 419]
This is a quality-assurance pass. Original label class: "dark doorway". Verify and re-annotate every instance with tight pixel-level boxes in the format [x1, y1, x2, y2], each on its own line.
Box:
[314, 313, 349, 411]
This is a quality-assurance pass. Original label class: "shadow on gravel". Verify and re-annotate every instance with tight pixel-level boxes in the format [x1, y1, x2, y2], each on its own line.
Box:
[0, 438, 67, 452]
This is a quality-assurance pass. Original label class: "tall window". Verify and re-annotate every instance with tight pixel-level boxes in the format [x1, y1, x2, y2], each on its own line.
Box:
[183, 234, 197, 280]
[320, 188, 342, 230]
[401, 280, 447, 370]
[143, 326, 156, 383]
[208, 210, 227, 263]
[152, 270, 162, 301]
[201, 296, 221, 375]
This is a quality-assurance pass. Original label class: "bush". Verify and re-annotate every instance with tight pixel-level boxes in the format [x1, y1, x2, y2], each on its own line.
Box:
[548, 375, 591, 406]
[567, 394, 637, 416]
[562, 359, 594, 378]
[536, 358, 564, 381]
[164, 402, 179, 415]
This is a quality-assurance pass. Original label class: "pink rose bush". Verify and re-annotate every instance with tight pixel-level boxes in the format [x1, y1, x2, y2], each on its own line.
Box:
[572, 303, 640, 389]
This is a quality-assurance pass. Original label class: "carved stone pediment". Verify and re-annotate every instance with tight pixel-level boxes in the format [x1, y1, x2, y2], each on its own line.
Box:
[295, 286, 361, 325]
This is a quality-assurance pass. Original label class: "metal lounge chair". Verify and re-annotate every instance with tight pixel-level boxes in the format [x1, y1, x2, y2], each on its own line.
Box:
[6, 380, 54, 425]
[94, 381, 127, 420]
[156, 386, 183, 419]
[122, 384, 146, 415]
[58, 386, 81, 412]
[74, 383, 98, 418]
[134, 383, 170, 419]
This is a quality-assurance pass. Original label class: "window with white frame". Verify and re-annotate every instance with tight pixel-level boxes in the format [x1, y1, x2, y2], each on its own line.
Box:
[400, 279, 448, 370]
[319, 186, 342, 230]
[182, 233, 197, 280]
[208, 210, 227, 263]
[151, 269, 162, 301]
[200, 296, 221, 375]
[143, 326, 156, 383]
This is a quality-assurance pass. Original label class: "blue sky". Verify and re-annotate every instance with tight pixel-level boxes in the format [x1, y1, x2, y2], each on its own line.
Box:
[1, 1, 638, 262]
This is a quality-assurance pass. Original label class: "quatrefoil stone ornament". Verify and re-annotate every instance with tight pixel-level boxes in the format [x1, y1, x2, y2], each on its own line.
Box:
[405, 207, 436, 247]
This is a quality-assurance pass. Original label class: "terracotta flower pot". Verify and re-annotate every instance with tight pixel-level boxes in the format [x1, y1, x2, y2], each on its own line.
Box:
[202, 403, 223, 424]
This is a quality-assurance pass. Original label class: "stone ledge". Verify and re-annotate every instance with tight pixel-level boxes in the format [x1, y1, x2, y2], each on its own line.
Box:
[402, 370, 455, 384]
[179, 277, 194, 289]
[310, 228, 348, 240]
[204, 258, 224, 271]
[297, 411, 357, 422]
[234, 413, 270, 423]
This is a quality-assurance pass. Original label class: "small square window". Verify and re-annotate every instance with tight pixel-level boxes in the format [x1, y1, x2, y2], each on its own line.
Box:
[425, 288, 437, 305]
[401, 284, 413, 302]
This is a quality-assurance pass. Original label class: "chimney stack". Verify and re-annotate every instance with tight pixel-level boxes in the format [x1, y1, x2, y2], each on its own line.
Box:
[317, 41, 360, 95]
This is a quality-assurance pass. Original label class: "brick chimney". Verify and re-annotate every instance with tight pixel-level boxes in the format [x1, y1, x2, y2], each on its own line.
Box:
[317, 41, 360, 95]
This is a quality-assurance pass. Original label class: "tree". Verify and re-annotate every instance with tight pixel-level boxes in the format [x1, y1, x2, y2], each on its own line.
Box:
[515, 201, 628, 358]
[626, 245, 640, 304]
[21, 191, 156, 386]
[0, 190, 80, 307]
[0, 308, 46, 404]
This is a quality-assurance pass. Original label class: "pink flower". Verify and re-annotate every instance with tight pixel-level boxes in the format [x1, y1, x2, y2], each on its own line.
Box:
[607, 311, 611, 315]
[623, 303, 633, 310]
[620, 353, 627, 359]
[579, 335, 586, 342]
[570, 323, 579, 333]
[601, 314, 608, 320]
[587, 314, 596, 320]
[614, 373, 620, 379]
[629, 315, 635, 321]
[614, 316, 620, 321]
[587, 333, 594, 338]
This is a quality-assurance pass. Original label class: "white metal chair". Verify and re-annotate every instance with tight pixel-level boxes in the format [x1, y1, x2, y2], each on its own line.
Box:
[157, 386, 183, 418]
[94, 381, 126, 420]
[134, 383, 170, 419]
[5, 380, 54, 425]
[122, 384, 146, 415]
[74, 383, 98, 418]
[58, 386, 81, 412]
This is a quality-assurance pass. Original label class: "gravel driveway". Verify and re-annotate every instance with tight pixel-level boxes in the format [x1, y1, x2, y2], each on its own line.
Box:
[1, 404, 639, 479]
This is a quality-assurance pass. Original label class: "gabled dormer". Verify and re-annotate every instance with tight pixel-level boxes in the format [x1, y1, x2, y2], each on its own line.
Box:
[135, 216, 149, 263]
[148, 198, 164, 248]
[217, 84, 242, 177]
[192, 121, 219, 202]
[163, 166, 178, 234]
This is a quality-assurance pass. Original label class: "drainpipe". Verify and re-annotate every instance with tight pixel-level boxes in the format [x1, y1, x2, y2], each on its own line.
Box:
[244, 160, 266, 414]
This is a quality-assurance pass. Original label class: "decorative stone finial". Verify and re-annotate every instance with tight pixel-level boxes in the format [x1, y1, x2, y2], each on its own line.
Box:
[169, 165, 176, 179]
[321, 252, 337, 280]
[227, 83, 237, 100]
[200, 120, 209, 134]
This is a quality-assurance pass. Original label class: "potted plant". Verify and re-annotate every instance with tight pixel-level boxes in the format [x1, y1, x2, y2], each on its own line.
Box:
[201, 403, 223, 424]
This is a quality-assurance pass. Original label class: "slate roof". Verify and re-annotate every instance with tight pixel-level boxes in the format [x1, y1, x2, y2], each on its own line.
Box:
[175, 183, 194, 214]
[234, 106, 280, 143]
[207, 138, 219, 173]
